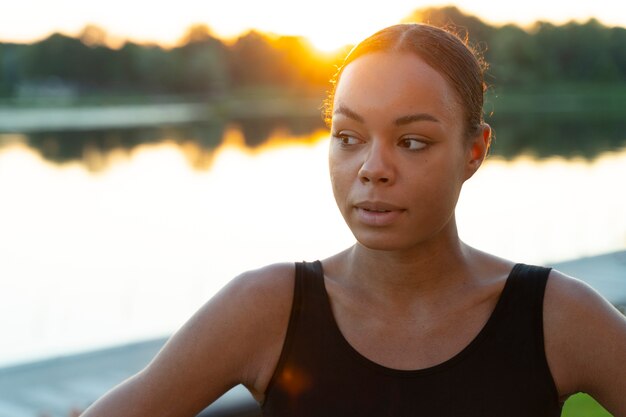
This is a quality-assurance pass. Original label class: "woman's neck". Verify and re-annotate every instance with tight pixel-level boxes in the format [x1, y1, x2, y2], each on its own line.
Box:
[325, 223, 478, 305]
[355, 241, 468, 288]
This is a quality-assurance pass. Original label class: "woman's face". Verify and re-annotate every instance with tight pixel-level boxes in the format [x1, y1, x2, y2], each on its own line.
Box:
[329, 51, 485, 252]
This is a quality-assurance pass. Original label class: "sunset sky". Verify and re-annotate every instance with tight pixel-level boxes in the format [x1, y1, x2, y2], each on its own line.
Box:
[1, 0, 624, 51]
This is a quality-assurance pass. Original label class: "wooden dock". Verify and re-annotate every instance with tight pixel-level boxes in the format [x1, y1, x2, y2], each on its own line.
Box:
[0, 339, 260, 417]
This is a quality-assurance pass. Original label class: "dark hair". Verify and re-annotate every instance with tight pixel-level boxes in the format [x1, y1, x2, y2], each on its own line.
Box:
[323, 23, 488, 140]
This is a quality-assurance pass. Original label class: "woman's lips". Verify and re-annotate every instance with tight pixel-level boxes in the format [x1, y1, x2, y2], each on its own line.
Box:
[354, 202, 405, 226]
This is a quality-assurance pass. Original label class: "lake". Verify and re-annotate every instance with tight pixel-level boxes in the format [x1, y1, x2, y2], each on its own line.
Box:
[1, 115, 625, 367]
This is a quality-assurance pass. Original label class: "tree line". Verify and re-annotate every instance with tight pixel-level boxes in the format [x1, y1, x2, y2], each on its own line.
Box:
[0, 24, 343, 100]
[1, 6, 625, 100]
[407, 7, 626, 87]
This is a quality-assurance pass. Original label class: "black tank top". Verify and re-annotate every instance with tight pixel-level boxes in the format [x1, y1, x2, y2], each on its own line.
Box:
[262, 261, 562, 417]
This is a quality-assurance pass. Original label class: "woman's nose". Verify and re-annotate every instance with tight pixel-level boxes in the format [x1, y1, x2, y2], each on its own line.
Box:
[358, 144, 395, 185]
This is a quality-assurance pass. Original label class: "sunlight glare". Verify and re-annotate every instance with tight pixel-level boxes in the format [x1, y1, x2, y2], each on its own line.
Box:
[2, 0, 626, 48]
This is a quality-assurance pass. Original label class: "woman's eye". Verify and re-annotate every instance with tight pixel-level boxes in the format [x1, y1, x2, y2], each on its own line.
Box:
[399, 138, 427, 150]
[334, 133, 362, 146]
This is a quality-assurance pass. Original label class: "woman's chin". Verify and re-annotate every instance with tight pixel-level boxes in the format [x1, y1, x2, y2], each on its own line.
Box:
[350, 223, 452, 254]
[353, 233, 418, 253]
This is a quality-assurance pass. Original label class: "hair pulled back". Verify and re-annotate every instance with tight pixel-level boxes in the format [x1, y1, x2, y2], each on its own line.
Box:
[324, 23, 488, 139]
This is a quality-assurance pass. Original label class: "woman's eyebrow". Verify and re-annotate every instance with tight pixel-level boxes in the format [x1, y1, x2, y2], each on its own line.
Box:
[333, 105, 364, 123]
[394, 113, 440, 126]
[333, 105, 440, 126]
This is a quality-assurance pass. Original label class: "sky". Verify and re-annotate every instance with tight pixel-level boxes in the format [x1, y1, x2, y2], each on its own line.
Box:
[1, 0, 624, 51]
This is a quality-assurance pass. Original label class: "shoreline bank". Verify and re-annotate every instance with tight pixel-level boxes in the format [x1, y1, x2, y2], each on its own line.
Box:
[0, 97, 323, 133]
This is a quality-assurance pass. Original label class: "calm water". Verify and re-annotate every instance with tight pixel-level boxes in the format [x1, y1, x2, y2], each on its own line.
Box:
[1, 123, 625, 367]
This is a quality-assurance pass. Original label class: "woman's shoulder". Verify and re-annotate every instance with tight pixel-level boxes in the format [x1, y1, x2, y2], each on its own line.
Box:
[216, 262, 298, 396]
[226, 262, 296, 303]
[147, 262, 298, 404]
[217, 262, 297, 349]
[543, 267, 621, 325]
[80, 263, 299, 415]
[466, 249, 626, 408]
[199, 262, 296, 336]
[543, 268, 626, 408]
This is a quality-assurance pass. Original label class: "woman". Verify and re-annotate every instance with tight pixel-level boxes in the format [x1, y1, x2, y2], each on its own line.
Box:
[82, 23, 626, 416]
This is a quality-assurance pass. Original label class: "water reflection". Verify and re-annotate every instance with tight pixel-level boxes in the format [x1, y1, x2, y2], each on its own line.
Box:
[0, 116, 326, 171]
[2, 111, 626, 171]
[489, 113, 626, 159]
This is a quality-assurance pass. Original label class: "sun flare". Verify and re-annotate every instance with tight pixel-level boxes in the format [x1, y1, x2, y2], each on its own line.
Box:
[2, 0, 624, 50]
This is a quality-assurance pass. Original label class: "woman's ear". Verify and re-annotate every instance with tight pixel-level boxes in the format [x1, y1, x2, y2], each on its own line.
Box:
[464, 123, 491, 180]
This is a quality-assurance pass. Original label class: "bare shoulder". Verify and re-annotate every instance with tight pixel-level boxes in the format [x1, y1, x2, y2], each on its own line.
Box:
[212, 263, 295, 320]
[543, 269, 626, 414]
[81, 263, 296, 417]
[543, 269, 625, 336]
[141, 262, 296, 407]
[172, 262, 297, 393]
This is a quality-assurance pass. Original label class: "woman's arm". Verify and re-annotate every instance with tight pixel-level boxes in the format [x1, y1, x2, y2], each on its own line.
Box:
[544, 269, 626, 415]
[80, 263, 295, 417]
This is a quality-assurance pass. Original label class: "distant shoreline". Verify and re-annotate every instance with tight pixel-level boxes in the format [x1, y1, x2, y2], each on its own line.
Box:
[0, 97, 323, 132]
[3, 84, 625, 133]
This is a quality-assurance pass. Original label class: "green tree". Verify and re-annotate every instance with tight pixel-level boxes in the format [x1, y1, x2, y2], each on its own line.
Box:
[0, 44, 21, 96]
[229, 31, 288, 86]
[402, 6, 495, 50]
[531, 20, 619, 83]
[175, 25, 231, 94]
[488, 24, 538, 85]
[608, 27, 626, 81]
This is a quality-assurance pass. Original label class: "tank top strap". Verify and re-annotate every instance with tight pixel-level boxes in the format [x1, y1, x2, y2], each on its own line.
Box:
[489, 263, 554, 377]
[499, 263, 552, 323]
[296, 260, 328, 315]
[263, 260, 328, 403]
